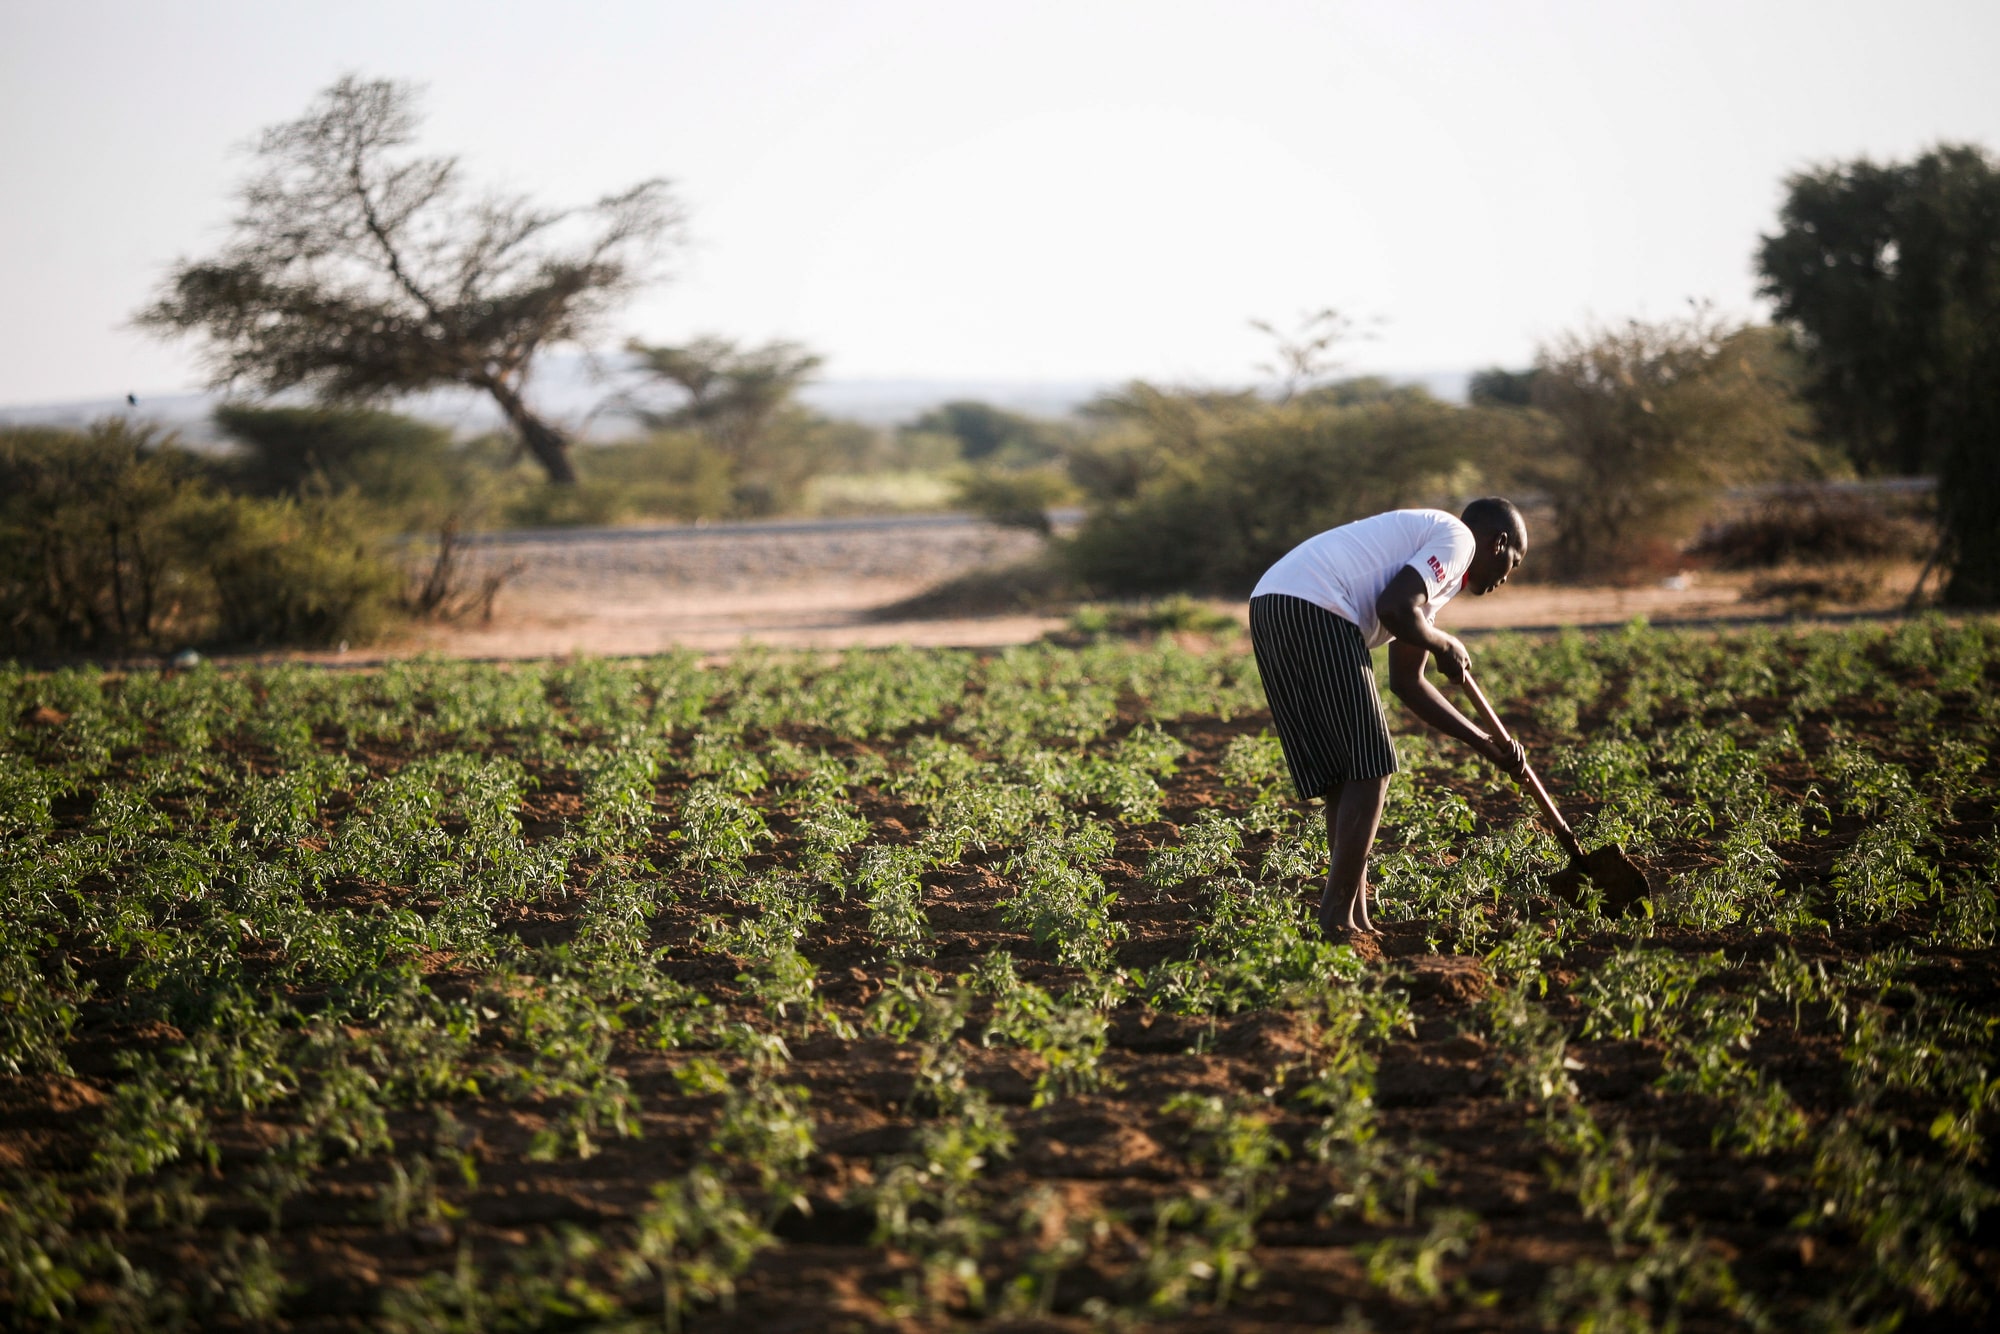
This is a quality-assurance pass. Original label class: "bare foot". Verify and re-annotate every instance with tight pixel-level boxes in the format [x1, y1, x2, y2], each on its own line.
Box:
[1321, 875, 1381, 937]
[1322, 912, 1382, 941]
[1351, 881, 1380, 934]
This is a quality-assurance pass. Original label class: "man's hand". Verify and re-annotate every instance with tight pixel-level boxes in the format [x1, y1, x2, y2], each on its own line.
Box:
[1429, 632, 1473, 684]
[1483, 733, 1528, 778]
[1387, 635, 1521, 773]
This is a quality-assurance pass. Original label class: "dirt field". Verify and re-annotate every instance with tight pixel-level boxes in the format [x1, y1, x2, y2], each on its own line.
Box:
[3, 620, 1994, 1329]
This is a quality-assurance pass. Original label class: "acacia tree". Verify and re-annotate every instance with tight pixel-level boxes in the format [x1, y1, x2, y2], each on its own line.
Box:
[622, 336, 827, 513]
[1757, 143, 2000, 603]
[140, 76, 681, 484]
[623, 336, 823, 467]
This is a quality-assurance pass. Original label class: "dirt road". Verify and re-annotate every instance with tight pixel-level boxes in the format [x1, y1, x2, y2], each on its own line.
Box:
[324, 515, 1926, 662]
[400, 515, 1060, 658]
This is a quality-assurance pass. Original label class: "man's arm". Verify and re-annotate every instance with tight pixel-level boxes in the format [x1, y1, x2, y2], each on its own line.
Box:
[1377, 567, 1526, 772]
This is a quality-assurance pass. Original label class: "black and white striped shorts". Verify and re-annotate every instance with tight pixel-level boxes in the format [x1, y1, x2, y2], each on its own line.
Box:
[1248, 594, 1399, 800]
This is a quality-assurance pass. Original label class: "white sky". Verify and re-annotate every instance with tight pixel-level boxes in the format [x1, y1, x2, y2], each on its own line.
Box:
[3, 0, 1996, 404]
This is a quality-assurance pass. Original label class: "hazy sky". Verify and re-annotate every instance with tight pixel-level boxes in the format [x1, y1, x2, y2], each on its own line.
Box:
[4, 0, 1996, 405]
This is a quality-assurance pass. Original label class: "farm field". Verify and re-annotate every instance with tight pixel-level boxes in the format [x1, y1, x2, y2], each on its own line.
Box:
[3, 618, 1998, 1331]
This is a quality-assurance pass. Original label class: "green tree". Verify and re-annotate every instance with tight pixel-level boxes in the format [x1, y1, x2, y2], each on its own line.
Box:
[623, 336, 822, 460]
[1468, 367, 1537, 408]
[904, 400, 1050, 462]
[0, 422, 204, 650]
[1523, 314, 1815, 581]
[140, 75, 680, 485]
[623, 336, 827, 514]
[1756, 142, 2000, 603]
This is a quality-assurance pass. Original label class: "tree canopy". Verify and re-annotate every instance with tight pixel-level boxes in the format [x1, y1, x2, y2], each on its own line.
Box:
[621, 336, 829, 515]
[622, 336, 822, 463]
[1757, 142, 2000, 602]
[139, 76, 682, 484]
[904, 400, 1052, 463]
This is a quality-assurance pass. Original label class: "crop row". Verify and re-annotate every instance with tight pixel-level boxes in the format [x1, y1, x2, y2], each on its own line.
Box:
[0, 616, 1995, 1329]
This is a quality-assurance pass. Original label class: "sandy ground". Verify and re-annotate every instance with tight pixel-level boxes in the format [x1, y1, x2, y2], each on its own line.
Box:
[413, 578, 1066, 656]
[1434, 565, 1927, 633]
[291, 520, 1926, 664]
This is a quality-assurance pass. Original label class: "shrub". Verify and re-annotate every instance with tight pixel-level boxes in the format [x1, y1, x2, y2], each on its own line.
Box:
[903, 400, 1064, 465]
[196, 493, 399, 646]
[493, 431, 738, 528]
[1689, 487, 1933, 569]
[214, 404, 461, 515]
[1523, 316, 1821, 582]
[0, 420, 401, 654]
[0, 421, 211, 651]
[580, 432, 735, 521]
[500, 478, 632, 529]
[953, 466, 1075, 535]
[1062, 380, 1523, 595]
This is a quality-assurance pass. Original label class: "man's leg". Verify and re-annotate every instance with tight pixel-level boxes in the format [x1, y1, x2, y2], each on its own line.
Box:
[1319, 773, 1390, 935]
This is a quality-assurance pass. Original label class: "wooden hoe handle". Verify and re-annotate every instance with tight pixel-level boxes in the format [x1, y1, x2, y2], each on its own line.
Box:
[1458, 669, 1586, 861]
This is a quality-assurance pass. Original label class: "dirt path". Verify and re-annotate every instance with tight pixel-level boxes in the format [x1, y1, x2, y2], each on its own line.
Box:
[413, 579, 1065, 656]
[1436, 561, 1927, 633]
[310, 520, 1926, 664]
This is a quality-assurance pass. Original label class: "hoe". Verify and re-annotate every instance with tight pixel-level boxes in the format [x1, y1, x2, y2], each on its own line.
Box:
[1461, 669, 1654, 912]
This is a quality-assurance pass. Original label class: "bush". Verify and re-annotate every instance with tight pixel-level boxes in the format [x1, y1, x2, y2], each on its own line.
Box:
[0, 421, 400, 655]
[1522, 317, 1822, 582]
[954, 466, 1076, 534]
[498, 479, 628, 529]
[580, 432, 735, 521]
[195, 494, 399, 645]
[495, 431, 736, 528]
[903, 400, 1064, 465]
[217, 406, 530, 622]
[1062, 380, 1524, 596]
[1688, 487, 1934, 570]
[0, 422, 211, 651]
[214, 404, 461, 512]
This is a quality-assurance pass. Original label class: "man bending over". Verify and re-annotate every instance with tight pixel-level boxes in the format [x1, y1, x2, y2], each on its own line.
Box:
[1248, 498, 1530, 937]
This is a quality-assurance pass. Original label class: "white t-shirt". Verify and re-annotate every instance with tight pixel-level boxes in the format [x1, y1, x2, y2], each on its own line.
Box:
[1251, 508, 1476, 648]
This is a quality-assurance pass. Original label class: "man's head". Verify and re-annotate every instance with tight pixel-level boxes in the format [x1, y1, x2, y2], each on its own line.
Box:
[1459, 496, 1527, 595]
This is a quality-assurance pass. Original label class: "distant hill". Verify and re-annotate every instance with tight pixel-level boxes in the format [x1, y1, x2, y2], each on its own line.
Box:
[0, 356, 1471, 447]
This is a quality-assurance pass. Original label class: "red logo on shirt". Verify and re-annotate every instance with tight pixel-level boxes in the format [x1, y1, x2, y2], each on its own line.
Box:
[1426, 555, 1446, 582]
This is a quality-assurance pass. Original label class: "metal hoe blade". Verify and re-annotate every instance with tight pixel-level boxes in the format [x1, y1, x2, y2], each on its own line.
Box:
[1460, 669, 1656, 914]
[1547, 843, 1655, 913]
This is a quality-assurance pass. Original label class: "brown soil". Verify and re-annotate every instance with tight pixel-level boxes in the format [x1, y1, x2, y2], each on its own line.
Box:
[11, 663, 1997, 1329]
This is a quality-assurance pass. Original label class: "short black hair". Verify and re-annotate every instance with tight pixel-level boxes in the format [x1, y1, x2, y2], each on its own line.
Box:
[1460, 496, 1528, 551]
